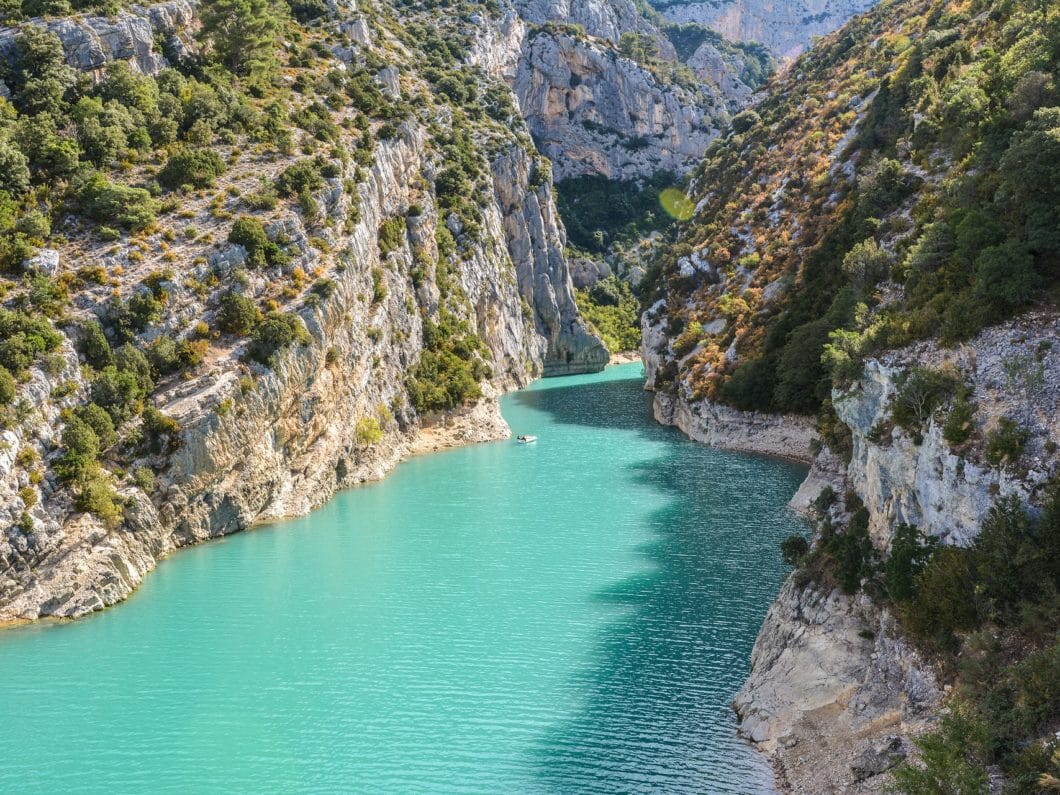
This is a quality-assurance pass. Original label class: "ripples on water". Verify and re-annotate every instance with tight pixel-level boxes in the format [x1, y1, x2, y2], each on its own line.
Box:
[0, 364, 807, 794]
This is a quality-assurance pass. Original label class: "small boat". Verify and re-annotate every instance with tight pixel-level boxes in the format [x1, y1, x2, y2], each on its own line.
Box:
[516, 435, 537, 444]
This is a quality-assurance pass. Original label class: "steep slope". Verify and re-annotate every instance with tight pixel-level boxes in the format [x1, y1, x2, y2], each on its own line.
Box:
[0, 0, 607, 620]
[644, 0, 1060, 788]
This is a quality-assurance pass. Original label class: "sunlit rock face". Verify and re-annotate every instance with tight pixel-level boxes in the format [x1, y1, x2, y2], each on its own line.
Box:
[652, 0, 878, 62]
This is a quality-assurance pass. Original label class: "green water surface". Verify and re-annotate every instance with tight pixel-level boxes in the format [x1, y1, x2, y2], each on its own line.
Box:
[0, 363, 807, 793]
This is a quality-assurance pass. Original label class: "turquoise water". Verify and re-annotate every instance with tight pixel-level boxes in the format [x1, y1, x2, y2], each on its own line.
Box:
[0, 364, 807, 794]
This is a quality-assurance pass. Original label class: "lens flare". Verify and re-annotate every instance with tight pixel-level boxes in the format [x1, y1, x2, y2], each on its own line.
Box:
[659, 187, 695, 221]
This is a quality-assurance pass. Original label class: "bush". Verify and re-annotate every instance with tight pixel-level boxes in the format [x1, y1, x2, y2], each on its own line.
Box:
[74, 475, 123, 527]
[132, 466, 155, 493]
[275, 158, 325, 197]
[228, 216, 288, 269]
[74, 403, 117, 450]
[247, 312, 310, 365]
[890, 367, 960, 439]
[884, 523, 935, 602]
[91, 366, 147, 424]
[217, 291, 261, 335]
[378, 217, 406, 257]
[0, 366, 15, 405]
[55, 416, 100, 482]
[78, 319, 114, 370]
[78, 173, 156, 230]
[355, 416, 383, 447]
[985, 417, 1028, 467]
[780, 535, 809, 566]
[942, 391, 976, 445]
[142, 405, 181, 454]
[157, 148, 226, 189]
[371, 267, 387, 303]
[901, 546, 979, 651]
[0, 309, 62, 375]
[890, 707, 990, 794]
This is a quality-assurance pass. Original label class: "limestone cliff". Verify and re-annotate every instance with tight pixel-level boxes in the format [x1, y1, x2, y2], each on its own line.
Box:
[514, 29, 721, 180]
[0, 1, 606, 622]
[653, 0, 877, 61]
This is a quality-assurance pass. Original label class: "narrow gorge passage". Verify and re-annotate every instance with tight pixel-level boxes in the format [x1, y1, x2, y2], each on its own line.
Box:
[0, 364, 806, 793]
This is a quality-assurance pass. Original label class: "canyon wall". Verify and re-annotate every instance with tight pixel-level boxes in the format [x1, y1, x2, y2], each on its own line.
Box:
[0, 2, 607, 622]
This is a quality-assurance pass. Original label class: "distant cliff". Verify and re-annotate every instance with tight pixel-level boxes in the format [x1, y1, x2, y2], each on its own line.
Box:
[650, 0, 877, 61]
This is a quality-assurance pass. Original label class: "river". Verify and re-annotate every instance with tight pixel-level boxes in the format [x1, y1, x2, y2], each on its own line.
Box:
[0, 363, 807, 793]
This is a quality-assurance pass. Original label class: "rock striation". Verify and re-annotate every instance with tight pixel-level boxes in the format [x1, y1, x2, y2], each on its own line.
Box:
[514, 29, 720, 180]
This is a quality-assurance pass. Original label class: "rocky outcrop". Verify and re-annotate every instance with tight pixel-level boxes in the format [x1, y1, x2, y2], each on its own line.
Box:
[0, 0, 197, 82]
[652, 391, 814, 461]
[514, 29, 721, 180]
[734, 580, 938, 794]
[654, 0, 878, 62]
[832, 315, 1060, 548]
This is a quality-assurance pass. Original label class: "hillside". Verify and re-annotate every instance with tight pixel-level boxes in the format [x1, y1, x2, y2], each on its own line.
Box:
[644, 0, 1060, 788]
[0, 0, 615, 618]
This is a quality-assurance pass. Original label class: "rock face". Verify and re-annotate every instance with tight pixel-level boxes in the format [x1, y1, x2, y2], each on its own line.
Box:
[0, 13, 605, 621]
[514, 30, 720, 180]
[654, 0, 878, 62]
[733, 580, 937, 794]
[832, 316, 1060, 548]
[465, 0, 754, 181]
[0, 0, 197, 82]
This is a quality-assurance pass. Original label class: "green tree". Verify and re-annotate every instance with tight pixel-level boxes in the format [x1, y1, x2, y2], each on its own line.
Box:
[216, 291, 261, 335]
[10, 27, 74, 117]
[199, 0, 284, 78]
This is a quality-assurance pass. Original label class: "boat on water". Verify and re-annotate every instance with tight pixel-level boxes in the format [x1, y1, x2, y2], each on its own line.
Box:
[516, 435, 537, 444]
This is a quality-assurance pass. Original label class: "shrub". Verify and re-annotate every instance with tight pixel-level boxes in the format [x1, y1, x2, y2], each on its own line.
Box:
[985, 418, 1028, 467]
[901, 546, 979, 651]
[884, 523, 935, 602]
[371, 267, 387, 303]
[0, 366, 15, 405]
[78, 319, 114, 370]
[74, 403, 117, 450]
[355, 416, 383, 447]
[780, 535, 809, 566]
[228, 216, 288, 269]
[247, 312, 310, 365]
[890, 367, 960, 439]
[142, 405, 181, 454]
[275, 158, 325, 197]
[217, 291, 261, 335]
[54, 416, 100, 482]
[942, 391, 976, 446]
[132, 466, 155, 493]
[0, 309, 62, 375]
[74, 474, 123, 527]
[78, 173, 156, 230]
[890, 707, 990, 794]
[378, 217, 406, 257]
[158, 149, 226, 189]
[90, 366, 147, 424]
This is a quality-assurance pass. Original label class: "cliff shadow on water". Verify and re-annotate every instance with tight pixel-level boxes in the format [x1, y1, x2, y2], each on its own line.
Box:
[510, 370, 808, 793]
